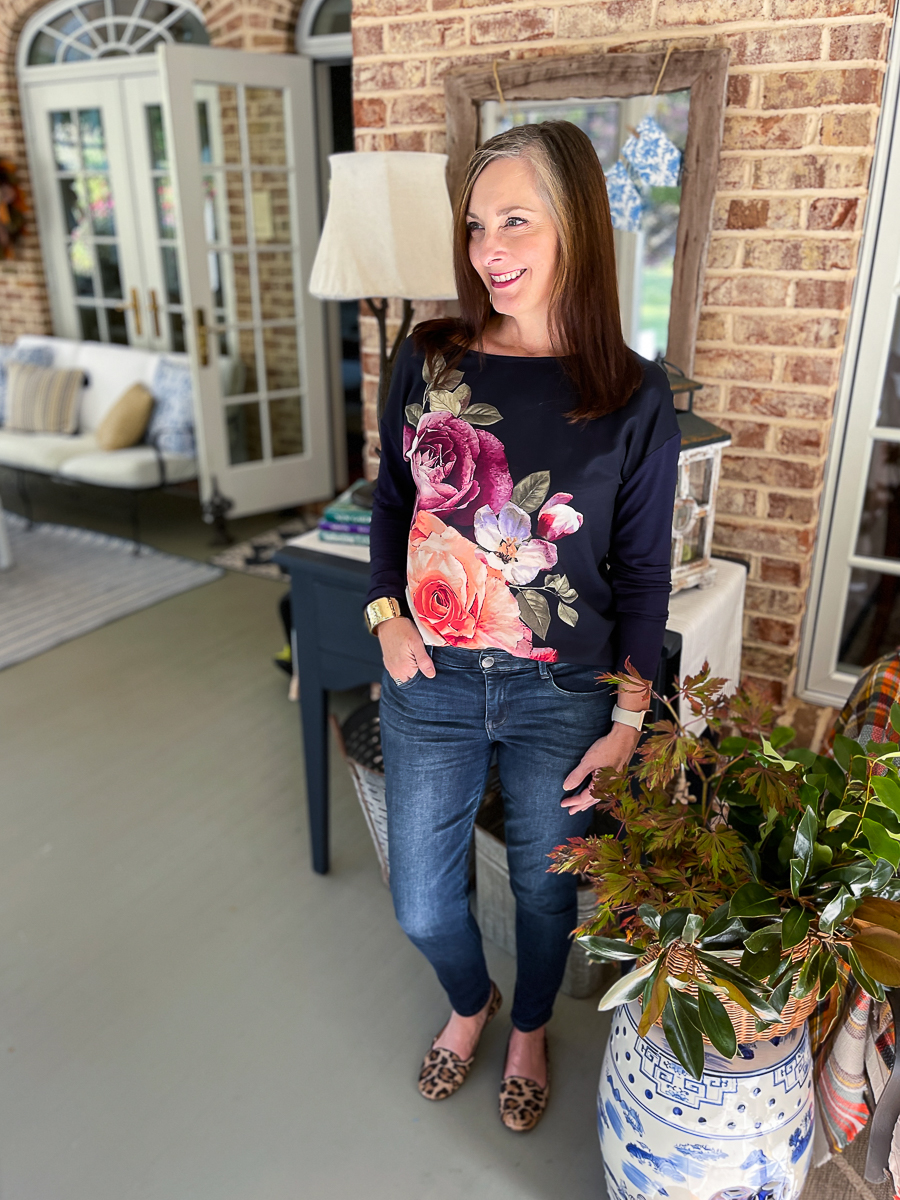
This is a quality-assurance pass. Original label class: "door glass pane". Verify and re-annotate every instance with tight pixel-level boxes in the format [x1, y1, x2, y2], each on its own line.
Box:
[219, 252, 253, 323]
[107, 307, 129, 344]
[85, 175, 115, 235]
[161, 245, 181, 303]
[59, 178, 82, 233]
[877, 303, 900, 428]
[78, 306, 101, 340]
[169, 312, 185, 352]
[146, 104, 167, 169]
[196, 87, 241, 165]
[245, 88, 286, 166]
[840, 567, 900, 670]
[251, 172, 290, 243]
[97, 244, 123, 299]
[854, 441, 900, 562]
[258, 252, 296, 321]
[263, 326, 299, 391]
[51, 111, 79, 171]
[154, 176, 176, 239]
[226, 401, 263, 463]
[143, 103, 183, 349]
[270, 395, 304, 457]
[69, 242, 94, 295]
[79, 108, 107, 170]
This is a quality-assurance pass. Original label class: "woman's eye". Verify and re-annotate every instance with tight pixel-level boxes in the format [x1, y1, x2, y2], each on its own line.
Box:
[506, 217, 525, 227]
[466, 221, 482, 233]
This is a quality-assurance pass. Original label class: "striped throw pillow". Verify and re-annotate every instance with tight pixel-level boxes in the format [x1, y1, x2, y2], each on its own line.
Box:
[5, 363, 84, 434]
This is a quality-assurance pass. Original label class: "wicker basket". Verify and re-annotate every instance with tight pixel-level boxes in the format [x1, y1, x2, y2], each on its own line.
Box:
[640, 938, 819, 1043]
[331, 702, 390, 886]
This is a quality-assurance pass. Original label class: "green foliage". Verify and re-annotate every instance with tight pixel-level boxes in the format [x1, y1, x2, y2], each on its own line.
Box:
[553, 662, 900, 1080]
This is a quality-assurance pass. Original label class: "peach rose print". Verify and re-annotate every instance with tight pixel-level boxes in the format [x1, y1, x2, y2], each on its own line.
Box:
[407, 511, 531, 655]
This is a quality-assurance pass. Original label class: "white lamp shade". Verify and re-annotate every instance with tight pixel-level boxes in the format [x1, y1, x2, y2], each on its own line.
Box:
[309, 152, 458, 302]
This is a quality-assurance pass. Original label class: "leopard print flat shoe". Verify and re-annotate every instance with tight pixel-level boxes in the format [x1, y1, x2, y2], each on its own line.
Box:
[417, 982, 502, 1101]
[499, 1034, 550, 1132]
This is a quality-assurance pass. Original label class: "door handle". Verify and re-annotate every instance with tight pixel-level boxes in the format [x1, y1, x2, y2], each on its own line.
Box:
[115, 287, 143, 337]
[148, 289, 161, 339]
[194, 307, 228, 367]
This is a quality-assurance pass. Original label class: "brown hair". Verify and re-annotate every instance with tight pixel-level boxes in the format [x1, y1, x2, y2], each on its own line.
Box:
[414, 121, 643, 421]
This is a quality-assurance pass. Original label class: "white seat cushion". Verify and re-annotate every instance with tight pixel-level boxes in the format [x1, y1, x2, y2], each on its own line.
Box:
[57, 448, 197, 489]
[73, 342, 164, 432]
[0, 429, 98, 471]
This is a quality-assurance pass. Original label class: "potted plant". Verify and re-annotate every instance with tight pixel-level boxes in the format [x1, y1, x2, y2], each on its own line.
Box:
[550, 665, 900, 1197]
[552, 663, 900, 1073]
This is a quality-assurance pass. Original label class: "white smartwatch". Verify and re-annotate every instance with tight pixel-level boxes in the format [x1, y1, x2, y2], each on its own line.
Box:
[611, 703, 648, 731]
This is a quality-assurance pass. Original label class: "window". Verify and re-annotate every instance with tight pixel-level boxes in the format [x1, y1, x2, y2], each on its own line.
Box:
[22, 0, 208, 68]
[295, 0, 352, 62]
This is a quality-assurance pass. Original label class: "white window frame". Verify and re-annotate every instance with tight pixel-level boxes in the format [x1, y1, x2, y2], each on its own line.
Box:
[797, 22, 900, 706]
[295, 0, 351, 62]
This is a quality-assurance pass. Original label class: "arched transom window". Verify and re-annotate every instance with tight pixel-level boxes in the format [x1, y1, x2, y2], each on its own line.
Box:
[24, 0, 209, 68]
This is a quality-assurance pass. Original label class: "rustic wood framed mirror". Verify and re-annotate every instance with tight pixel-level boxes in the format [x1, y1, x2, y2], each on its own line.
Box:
[444, 49, 729, 376]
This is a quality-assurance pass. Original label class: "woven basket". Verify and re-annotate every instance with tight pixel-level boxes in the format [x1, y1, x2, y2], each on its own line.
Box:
[640, 938, 819, 1043]
[331, 702, 390, 886]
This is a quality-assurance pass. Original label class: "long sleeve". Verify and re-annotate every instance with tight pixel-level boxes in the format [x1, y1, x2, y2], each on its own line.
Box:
[365, 340, 418, 607]
[607, 431, 680, 679]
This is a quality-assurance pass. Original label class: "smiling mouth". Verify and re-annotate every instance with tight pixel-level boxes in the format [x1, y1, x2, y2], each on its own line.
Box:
[490, 268, 526, 287]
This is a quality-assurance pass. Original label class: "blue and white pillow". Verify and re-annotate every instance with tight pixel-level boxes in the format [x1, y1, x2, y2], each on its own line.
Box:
[622, 116, 682, 189]
[0, 344, 55, 425]
[605, 160, 643, 234]
[147, 357, 196, 456]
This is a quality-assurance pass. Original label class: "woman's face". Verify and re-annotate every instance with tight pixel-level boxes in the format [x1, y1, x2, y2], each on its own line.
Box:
[466, 156, 559, 326]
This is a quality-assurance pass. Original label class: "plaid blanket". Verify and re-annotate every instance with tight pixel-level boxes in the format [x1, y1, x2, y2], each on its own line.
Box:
[831, 650, 900, 750]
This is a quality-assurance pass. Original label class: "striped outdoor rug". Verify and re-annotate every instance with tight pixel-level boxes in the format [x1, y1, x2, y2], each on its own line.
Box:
[0, 514, 223, 671]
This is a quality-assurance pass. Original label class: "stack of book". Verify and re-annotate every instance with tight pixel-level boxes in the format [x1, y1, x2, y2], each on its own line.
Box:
[317, 481, 372, 546]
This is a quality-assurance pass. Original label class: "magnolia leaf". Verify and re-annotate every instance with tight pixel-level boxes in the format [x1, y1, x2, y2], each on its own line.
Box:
[770, 966, 797, 1014]
[729, 882, 781, 920]
[596, 959, 657, 1011]
[741, 942, 782, 982]
[638, 970, 670, 1037]
[850, 927, 900, 987]
[833, 734, 865, 772]
[698, 988, 738, 1060]
[683, 914, 704, 945]
[662, 990, 706, 1080]
[459, 402, 502, 426]
[782, 905, 811, 951]
[660, 908, 690, 947]
[793, 948, 822, 999]
[511, 471, 551, 513]
[404, 403, 423, 426]
[577, 936, 643, 962]
[860, 818, 900, 869]
[791, 806, 818, 897]
[557, 601, 578, 628]
[819, 953, 838, 997]
[819, 887, 857, 935]
[859, 858, 896, 897]
[516, 590, 551, 639]
[847, 945, 886, 1002]
[638, 904, 662, 933]
[854, 897, 900, 935]
[744, 924, 782, 954]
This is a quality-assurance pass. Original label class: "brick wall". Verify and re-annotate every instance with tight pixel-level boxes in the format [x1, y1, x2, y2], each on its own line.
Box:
[352, 0, 894, 704]
[0, 0, 299, 344]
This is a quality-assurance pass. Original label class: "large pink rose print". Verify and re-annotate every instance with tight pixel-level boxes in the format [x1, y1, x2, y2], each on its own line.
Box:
[407, 511, 531, 654]
[404, 412, 513, 525]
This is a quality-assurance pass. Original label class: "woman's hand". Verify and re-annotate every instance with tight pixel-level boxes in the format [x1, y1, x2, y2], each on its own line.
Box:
[377, 616, 436, 684]
[560, 723, 642, 814]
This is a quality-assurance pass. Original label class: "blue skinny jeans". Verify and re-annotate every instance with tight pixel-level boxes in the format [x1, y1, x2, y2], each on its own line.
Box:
[379, 645, 615, 1032]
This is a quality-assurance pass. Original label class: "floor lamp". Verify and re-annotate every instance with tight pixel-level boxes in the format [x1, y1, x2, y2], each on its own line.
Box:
[309, 151, 457, 499]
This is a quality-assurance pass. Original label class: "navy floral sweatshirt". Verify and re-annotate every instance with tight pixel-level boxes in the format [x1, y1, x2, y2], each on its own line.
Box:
[366, 340, 680, 680]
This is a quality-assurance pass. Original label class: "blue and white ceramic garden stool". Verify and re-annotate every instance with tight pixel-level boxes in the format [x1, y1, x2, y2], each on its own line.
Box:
[599, 1000, 814, 1200]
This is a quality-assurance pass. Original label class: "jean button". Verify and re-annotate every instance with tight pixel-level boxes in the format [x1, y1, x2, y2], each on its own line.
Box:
[482, 655, 495, 668]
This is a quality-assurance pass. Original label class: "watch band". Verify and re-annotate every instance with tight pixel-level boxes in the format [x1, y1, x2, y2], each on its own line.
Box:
[611, 703, 648, 731]
[365, 596, 402, 635]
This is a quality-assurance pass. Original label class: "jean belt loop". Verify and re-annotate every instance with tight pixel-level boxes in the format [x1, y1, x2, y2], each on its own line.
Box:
[538, 660, 550, 679]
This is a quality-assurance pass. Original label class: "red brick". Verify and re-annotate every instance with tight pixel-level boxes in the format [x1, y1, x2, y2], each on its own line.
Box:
[733, 313, 843, 349]
[767, 491, 819, 521]
[783, 354, 838, 386]
[353, 24, 384, 55]
[386, 17, 465, 52]
[658, 0, 764, 23]
[707, 238, 742, 269]
[729, 387, 832, 421]
[726, 199, 770, 230]
[354, 0, 426, 15]
[715, 417, 770, 449]
[751, 153, 870, 191]
[697, 312, 729, 342]
[557, 0, 653, 38]
[718, 158, 749, 191]
[715, 515, 816, 556]
[354, 97, 386, 128]
[704, 275, 790, 308]
[748, 616, 799, 647]
[761, 556, 805, 587]
[728, 74, 753, 107]
[741, 675, 787, 705]
[775, 425, 826, 456]
[731, 26, 822, 65]
[694, 349, 776, 382]
[742, 237, 856, 272]
[762, 67, 882, 109]
[741, 645, 795, 680]
[794, 278, 852, 309]
[471, 9, 555, 43]
[723, 113, 811, 151]
[820, 111, 873, 146]
[808, 197, 859, 230]
[354, 59, 429, 91]
[745, 582, 806, 614]
[718, 485, 760, 516]
[772, 0, 881, 21]
[717, 197, 802, 231]
[388, 94, 444, 125]
[721, 453, 821, 489]
[829, 23, 888, 60]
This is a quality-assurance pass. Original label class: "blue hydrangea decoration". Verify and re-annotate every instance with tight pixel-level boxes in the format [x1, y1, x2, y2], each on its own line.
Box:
[621, 115, 682, 188]
[147, 357, 196, 456]
[605, 160, 643, 233]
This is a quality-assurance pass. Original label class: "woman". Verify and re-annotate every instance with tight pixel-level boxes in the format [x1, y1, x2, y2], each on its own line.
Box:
[364, 121, 679, 1132]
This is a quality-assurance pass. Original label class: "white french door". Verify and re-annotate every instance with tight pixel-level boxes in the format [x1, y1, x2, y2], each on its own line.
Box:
[159, 44, 332, 515]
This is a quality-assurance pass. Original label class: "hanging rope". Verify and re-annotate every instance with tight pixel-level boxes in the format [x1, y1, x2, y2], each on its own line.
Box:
[652, 43, 676, 96]
[492, 59, 507, 110]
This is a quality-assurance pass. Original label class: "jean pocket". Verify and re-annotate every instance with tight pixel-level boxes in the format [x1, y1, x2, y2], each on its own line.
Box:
[384, 667, 421, 690]
[545, 663, 607, 698]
